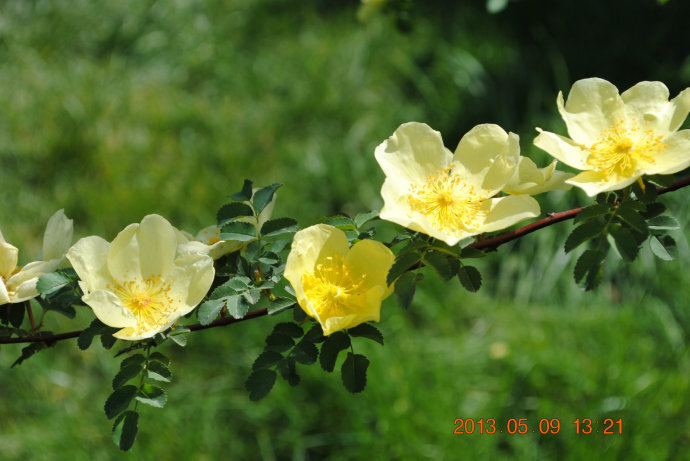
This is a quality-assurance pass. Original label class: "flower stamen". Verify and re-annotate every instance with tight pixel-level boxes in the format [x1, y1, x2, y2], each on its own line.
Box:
[111, 274, 176, 336]
[301, 255, 366, 320]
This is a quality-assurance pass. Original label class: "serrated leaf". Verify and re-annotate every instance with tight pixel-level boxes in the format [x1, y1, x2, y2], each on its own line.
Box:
[616, 204, 648, 234]
[423, 251, 455, 280]
[268, 298, 296, 315]
[169, 333, 187, 347]
[77, 324, 98, 350]
[261, 217, 298, 237]
[273, 322, 304, 338]
[246, 369, 277, 401]
[277, 356, 300, 386]
[112, 365, 143, 389]
[265, 332, 295, 352]
[305, 324, 325, 342]
[648, 215, 680, 230]
[650, 235, 677, 261]
[632, 178, 658, 202]
[226, 295, 250, 319]
[12, 342, 49, 367]
[394, 271, 423, 310]
[320, 215, 356, 230]
[101, 332, 117, 350]
[36, 271, 73, 298]
[387, 252, 421, 285]
[293, 340, 318, 365]
[319, 331, 351, 372]
[220, 221, 257, 242]
[149, 352, 170, 366]
[641, 202, 666, 219]
[646, 174, 676, 188]
[253, 183, 281, 215]
[458, 265, 482, 292]
[136, 384, 167, 408]
[610, 224, 639, 262]
[242, 288, 261, 305]
[347, 323, 384, 345]
[231, 179, 253, 201]
[105, 385, 138, 419]
[458, 247, 486, 259]
[341, 353, 369, 393]
[121, 353, 146, 369]
[293, 306, 306, 323]
[564, 221, 603, 253]
[354, 210, 379, 229]
[253, 351, 283, 370]
[217, 202, 254, 227]
[574, 203, 611, 224]
[573, 249, 606, 284]
[112, 411, 138, 451]
[197, 299, 225, 325]
[146, 361, 172, 382]
[8, 304, 24, 329]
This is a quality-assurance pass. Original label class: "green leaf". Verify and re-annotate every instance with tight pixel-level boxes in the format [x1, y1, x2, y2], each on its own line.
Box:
[101, 332, 117, 350]
[272, 322, 304, 338]
[293, 340, 318, 365]
[648, 215, 680, 231]
[423, 251, 455, 281]
[265, 332, 295, 352]
[320, 215, 356, 230]
[387, 252, 421, 285]
[458, 247, 486, 259]
[348, 323, 384, 345]
[261, 217, 298, 237]
[105, 385, 138, 419]
[217, 202, 254, 227]
[354, 210, 379, 229]
[293, 306, 307, 323]
[149, 352, 170, 366]
[197, 299, 225, 325]
[610, 224, 639, 262]
[573, 249, 606, 284]
[574, 203, 611, 224]
[253, 183, 281, 215]
[146, 361, 172, 382]
[616, 203, 648, 235]
[268, 298, 296, 316]
[564, 221, 603, 253]
[8, 303, 24, 329]
[12, 341, 50, 367]
[136, 384, 167, 408]
[220, 221, 257, 242]
[121, 353, 147, 369]
[231, 179, 253, 201]
[394, 271, 423, 310]
[649, 235, 677, 261]
[458, 265, 482, 292]
[641, 202, 666, 219]
[246, 369, 277, 401]
[341, 353, 369, 393]
[252, 351, 283, 371]
[277, 356, 300, 386]
[304, 324, 325, 343]
[242, 288, 261, 305]
[632, 178, 658, 202]
[37, 271, 73, 298]
[169, 333, 187, 347]
[112, 365, 143, 390]
[319, 331, 351, 372]
[112, 411, 138, 451]
[226, 295, 251, 319]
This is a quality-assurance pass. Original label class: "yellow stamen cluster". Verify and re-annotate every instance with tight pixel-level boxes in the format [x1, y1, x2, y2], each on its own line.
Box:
[301, 255, 366, 320]
[408, 166, 486, 233]
[110, 274, 177, 336]
[586, 120, 664, 178]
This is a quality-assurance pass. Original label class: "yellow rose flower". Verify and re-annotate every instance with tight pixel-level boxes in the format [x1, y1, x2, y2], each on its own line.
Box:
[0, 209, 73, 305]
[284, 224, 395, 336]
[534, 77, 690, 196]
[375, 122, 542, 246]
[67, 214, 214, 340]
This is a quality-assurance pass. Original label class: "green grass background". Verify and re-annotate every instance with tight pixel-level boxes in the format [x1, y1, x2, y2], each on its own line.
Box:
[1, 0, 690, 459]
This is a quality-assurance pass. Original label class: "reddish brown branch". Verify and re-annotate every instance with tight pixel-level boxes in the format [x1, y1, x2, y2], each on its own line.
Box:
[3, 174, 689, 346]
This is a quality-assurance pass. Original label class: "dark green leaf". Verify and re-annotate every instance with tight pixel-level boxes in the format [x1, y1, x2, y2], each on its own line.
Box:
[112, 411, 138, 451]
[293, 306, 307, 323]
[632, 178, 658, 202]
[246, 369, 277, 401]
[423, 252, 455, 281]
[574, 203, 611, 224]
[217, 202, 254, 227]
[101, 332, 117, 350]
[197, 299, 225, 325]
[458, 247, 486, 259]
[616, 203, 648, 234]
[394, 271, 423, 310]
[220, 221, 257, 242]
[348, 323, 384, 345]
[253, 351, 283, 371]
[293, 340, 318, 365]
[387, 252, 421, 285]
[149, 352, 170, 366]
[261, 217, 298, 237]
[146, 361, 172, 382]
[136, 384, 167, 408]
[105, 385, 137, 419]
[650, 235, 677, 261]
[573, 250, 606, 284]
[242, 288, 261, 305]
[564, 221, 603, 253]
[268, 298, 296, 316]
[112, 365, 143, 389]
[226, 295, 250, 319]
[610, 224, 639, 261]
[304, 324, 325, 342]
[648, 215, 680, 231]
[646, 174, 676, 188]
[354, 210, 379, 229]
[37, 271, 73, 298]
[319, 331, 351, 372]
[641, 202, 666, 219]
[273, 322, 304, 338]
[8, 303, 24, 329]
[458, 265, 482, 292]
[341, 353, 369, 393]
[265, 332, 295, 352]
[320, 215, 356, 230]
[231, 179, 253, 201]
[252, 183, 281, 215]
[121, 353, 146, 369]
[12, 342, 49, 367]
[277, 356, 300, 386]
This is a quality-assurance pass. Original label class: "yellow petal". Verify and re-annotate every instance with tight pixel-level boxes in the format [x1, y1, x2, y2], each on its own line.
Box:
[42, 209, 74, 261]
[502, 157, 574, 195]
[82, 289, 137, 328]
[479, 195, 540, 233]
[137, 214, 177, 279]
[67, 236, 111, 293]
[533, 129, 591, 170]
[644, 130, 690, 175]
[565, 170, 637, 196]
[0, 231, 18, 277]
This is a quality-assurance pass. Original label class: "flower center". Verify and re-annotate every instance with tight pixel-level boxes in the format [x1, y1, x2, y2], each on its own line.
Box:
[586, 121, 664, 178]
[301, 255, 366, 320]
[408, 166, 486, 234]
[111, 275, 176, 335]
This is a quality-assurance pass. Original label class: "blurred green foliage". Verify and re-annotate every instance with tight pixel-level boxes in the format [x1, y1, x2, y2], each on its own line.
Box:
[1, 0, 690, 459]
